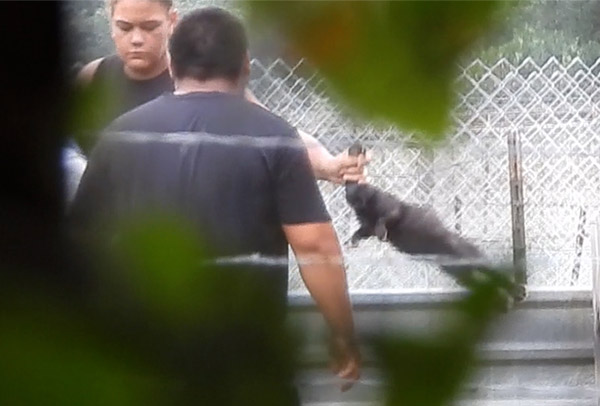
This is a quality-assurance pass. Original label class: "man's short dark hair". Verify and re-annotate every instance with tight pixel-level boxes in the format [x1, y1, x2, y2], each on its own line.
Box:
[169, 7, 248, 82]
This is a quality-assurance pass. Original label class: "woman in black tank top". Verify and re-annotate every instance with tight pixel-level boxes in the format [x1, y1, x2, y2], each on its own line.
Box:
[92, 54, 174, 120]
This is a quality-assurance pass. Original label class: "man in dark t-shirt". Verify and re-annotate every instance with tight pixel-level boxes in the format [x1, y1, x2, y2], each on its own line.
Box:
[73, 93, 329, 297]
[71, 7, 360, 389]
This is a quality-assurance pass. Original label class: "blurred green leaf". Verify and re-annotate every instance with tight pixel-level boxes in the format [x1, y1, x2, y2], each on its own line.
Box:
[66, 77, 120, 153]
[105, 212, 215, 326]
[246, 0, 509, 139]
[106, 213, 299, 405]
[373, 335, 474, 406]
[0, 290, 167, 406]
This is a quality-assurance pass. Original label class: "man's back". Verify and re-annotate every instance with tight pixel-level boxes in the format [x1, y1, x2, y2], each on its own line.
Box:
[70, 91, 330, 296]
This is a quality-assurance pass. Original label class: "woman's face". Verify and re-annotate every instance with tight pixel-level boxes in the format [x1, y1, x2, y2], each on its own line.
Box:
[110, 0, 176, 76]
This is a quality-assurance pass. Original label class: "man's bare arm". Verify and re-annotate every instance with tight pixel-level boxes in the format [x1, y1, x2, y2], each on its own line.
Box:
[297, 129, 368, 184]
[283, 222, 360, 385]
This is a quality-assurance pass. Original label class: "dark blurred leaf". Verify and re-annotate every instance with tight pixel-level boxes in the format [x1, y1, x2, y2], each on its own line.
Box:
[246, 0, 509, 139]
[373, 335, 474, 406]
[94, 213, 301, 405]
[371, 267, 518, 406]
[2, 209, 301, 405]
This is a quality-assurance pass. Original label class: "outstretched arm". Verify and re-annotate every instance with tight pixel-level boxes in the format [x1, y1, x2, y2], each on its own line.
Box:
[297, 129, 368, 184]
[244, 88, 368, 184]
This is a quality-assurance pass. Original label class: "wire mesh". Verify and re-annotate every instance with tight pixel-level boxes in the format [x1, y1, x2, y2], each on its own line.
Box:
[248, 57, 600, 291]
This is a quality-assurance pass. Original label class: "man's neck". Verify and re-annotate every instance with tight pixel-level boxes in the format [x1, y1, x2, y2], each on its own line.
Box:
[173, 77, 244, 96]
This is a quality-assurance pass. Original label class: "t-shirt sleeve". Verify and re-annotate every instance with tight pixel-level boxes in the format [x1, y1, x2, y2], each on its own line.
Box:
[273, 130, 331, 225]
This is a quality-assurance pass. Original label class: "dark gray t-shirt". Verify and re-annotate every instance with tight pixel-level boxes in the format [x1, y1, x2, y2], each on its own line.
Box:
[70, 91, 330, 296]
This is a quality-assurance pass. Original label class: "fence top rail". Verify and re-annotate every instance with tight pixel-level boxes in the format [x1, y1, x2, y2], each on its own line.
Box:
[288, 288, 592, 309]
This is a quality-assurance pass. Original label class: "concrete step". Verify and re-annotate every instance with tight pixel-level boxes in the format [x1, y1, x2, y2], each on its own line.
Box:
[290, 290, 595, 406]
[297, 361, 594, 405]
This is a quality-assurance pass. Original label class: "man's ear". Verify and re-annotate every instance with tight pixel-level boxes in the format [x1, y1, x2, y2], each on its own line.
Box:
[242, 52, 251, 79]
[238, 52, 251, 90]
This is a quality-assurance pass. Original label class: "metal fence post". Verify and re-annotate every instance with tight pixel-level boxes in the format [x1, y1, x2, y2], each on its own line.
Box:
[507, 131, 527, 285]
[592, 216, 600, 406]
[571, 206, 587, 285]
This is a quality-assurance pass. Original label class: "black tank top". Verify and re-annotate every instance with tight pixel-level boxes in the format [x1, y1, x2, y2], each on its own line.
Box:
[92, 55, 174, 123]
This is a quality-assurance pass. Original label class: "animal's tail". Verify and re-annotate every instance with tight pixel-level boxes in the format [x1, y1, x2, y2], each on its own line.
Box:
[435, 233, 527, 306]
[440, 257, 527, 310]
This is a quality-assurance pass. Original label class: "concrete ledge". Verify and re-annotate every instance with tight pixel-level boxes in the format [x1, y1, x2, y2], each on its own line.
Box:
[303, 401, 596, 406]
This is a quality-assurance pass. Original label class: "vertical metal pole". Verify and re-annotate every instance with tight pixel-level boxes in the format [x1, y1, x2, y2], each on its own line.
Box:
[591, 217, 600, 406]
[571, 206, 587, 286]
[454, 195, 462, 233]
[483, 138, 490, 238]
[507, 131, 527, 285]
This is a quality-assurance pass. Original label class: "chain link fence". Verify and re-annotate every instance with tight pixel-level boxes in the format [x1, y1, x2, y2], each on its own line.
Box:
[248, 57, 600, 292]
[68, 2, 600, 291]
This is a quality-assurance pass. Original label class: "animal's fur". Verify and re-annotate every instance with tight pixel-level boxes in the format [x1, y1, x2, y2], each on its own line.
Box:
[345, 183, 526, 303]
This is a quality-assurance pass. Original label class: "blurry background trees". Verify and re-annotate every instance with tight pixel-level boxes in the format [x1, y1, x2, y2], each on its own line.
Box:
[65, 0, 600, 68]
[477, 0, 600, 64]
[64, 0, 600, 134]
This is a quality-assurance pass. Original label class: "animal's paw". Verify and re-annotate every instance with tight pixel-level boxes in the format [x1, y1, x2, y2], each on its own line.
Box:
[511, 283, 527, 303]
[374, 225, 388, 242]
[458, 267, 526, 313]
[495, 283, 526, 313]
[490, 280, 528, 313]
[346, 237, 360, 248]
[497, 290, 515, 313]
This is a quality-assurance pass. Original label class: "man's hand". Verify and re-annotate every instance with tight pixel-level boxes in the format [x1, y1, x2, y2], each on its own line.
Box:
[330, 334, 361, 392]
[322, 149, 369, 185]
[243, 90, 370, 185]
[296, 129, 370, 184]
